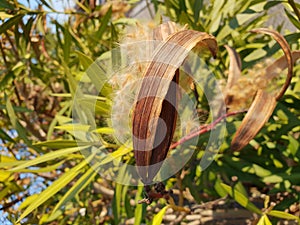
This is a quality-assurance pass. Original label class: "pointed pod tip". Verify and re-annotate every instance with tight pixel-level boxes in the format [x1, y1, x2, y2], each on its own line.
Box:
[230, 140, 244, 152]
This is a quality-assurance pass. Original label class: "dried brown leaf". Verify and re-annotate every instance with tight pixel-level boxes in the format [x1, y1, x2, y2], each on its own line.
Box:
[231, 90, 277, 151]
[133, 25, 217, 184]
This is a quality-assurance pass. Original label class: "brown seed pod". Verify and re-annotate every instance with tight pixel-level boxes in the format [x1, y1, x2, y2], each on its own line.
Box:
[132, 23, 218, 184]
[231, 29, 298, 151]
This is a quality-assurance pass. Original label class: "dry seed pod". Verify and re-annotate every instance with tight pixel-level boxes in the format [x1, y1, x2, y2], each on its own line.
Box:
[132, 24, 217, 184]
[220, 45, 242, 115]
[224, 45, 242, 93]
[250, 28, 293, 101]
[231, 28, 295, 151]
[231, 90, 277, 151]
[265, 50, 300, 82]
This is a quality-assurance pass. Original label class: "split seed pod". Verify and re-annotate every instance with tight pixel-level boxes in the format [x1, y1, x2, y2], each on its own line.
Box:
[230, 28, 300, 151]
[132, 22, 217, 184]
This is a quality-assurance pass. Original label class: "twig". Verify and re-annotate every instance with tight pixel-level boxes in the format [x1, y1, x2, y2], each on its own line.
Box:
[0, 39, 9, 68]
[170, 110, 247, 149]
[0, 191, 29, 211]
[176, 172, 184, 207]
[4, 31, 19, 60]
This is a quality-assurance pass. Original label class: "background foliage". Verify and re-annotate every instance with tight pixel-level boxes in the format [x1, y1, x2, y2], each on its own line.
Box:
[0, 0, 299, 224]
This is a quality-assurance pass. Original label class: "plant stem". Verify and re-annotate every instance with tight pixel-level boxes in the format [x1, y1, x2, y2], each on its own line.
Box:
[170, 110, 247, 149]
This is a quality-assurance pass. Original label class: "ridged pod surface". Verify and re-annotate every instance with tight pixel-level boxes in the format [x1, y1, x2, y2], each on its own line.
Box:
[132, 22, 217, 184]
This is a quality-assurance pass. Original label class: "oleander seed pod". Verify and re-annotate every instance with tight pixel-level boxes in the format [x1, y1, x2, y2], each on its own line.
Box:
[132, 22, 218, 185]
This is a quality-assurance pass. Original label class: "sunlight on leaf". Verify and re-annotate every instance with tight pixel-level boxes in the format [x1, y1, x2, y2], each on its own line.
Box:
[220, 183, 262, 214]
[152, 205, 170, 225]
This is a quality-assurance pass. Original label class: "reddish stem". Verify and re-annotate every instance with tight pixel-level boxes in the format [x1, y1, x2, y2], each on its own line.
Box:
[170, 110, 247, 149]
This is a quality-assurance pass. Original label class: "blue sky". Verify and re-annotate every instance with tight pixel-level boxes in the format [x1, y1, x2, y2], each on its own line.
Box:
[19, 0, 76, 28]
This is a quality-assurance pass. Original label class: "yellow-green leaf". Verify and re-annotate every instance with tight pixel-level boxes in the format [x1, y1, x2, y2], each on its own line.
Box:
[76, 50, 94, 70]
[99, 144, 132, 166]
[10, 146, 89, 172]
[92, 127, 115, 134]
[257, 215, 272, 225]
[0, 170, 12, 182]
[220, 183, 262, 214]
[51, 162, 100, 215]
[152, 205, 170, 225]
[19, 194, 39, 210]
[16, 156, 92, 223]
[33, 140, 90, 148]
[268, 210, 300, 221]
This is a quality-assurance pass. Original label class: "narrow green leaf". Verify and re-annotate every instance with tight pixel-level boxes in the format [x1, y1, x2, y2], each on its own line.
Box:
[19, 194, 39, 210]
[44, 210, 62, 223]
[0, 14, 23, 35]
[99, 144, 132, 166]
[122, 184, 133, 218]
[0, 128, 15, 143]
[63, 64, 97, 128]
[55, 115, 73, 125]
[134, 185, 145, 225]
[0, 12, 13, 19]
[68, 27, 89, 53]
[112, 183, 122, 224]
[76, 98, 111, 115]
[0, 155, 16, 163]
[23, 17, 35, 40]
[16, 158, 90, 223]
[0, 160, 25, 168]
[96, 7, 112, 39]
[6, 98, 34, 149]
[193, 0, 203, 23]
[287, 134, 299, 156]
[244, 48, 267, 62]
[214, 177, 228, 197]
[47, 102, 72, 140]
[220, 183, 262, 214]
[252, 164, 272, 177]
[268, 210, 300, 221]
[63, 26, 72, 63]
[152, 205, 170, 225]
[0, 71, 14, 92]
[76, 1, 90, 13]
[55, 124, 90, 132]
[285, 9, 300, 30]
[75, 51, 93, 70]
[10, 146, 89, 172]
[0, 0, 14, 10]
[92, 127, 114, 134]
[0, 170, 12, 181]
[234, 182, 248, 198]
[264, 1, 284, 10]
[257, 215, 271, 225]
[36, 14, 45, 35]
[11, 160, 65, 173]
[216, 24, 232, 42]
[85, 60, 112, 97]
[0, 186, 15, 200]
[112, 17, 138, 26]
[34, 140, 90, 148]
[51, 162, 100, 214]
[264, 215, 272, 225]
[263, 175, 283, 183]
